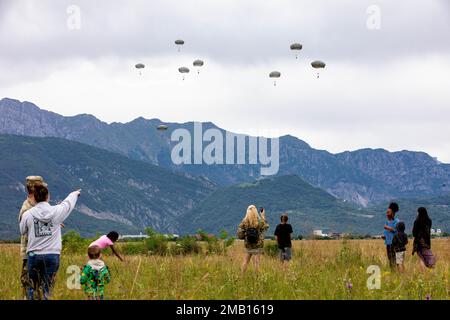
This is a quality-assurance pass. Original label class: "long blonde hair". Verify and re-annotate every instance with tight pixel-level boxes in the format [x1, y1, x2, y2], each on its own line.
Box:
[242, 205, 259, 228]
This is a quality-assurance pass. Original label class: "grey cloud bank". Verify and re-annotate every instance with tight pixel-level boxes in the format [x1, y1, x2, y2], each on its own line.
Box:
[1, 0, 449, 64]
[1, 0, 450, 162]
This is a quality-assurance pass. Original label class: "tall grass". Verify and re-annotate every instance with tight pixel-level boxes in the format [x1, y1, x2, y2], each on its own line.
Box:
[0, 239, 448, 300]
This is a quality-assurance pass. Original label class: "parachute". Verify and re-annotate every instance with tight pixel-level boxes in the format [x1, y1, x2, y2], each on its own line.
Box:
[193, 59, 204, 74]
[175, 39, 184, 52]
[269, 71, 281, 86]
[311, 60, 326, 68]
[135, 63, 145, 76]
[290, 43, 302, 59]
[157, 125, 168, 131]
[311, 60, 326, 78]
[178, 66, 190, 80]
[178, 67, 190, 73]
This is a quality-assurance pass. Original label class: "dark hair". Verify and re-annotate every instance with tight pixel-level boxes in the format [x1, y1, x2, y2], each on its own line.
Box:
[388, 202, 399, 214]
[416, 207, 431, 226]
[107, 231, 119, 242]
[33, 184, 49, 203]
[280, 214, 288, 222]
[27, 181, 44, 195]
[88, 246, 101, 259]
[396, 221, 405, 232]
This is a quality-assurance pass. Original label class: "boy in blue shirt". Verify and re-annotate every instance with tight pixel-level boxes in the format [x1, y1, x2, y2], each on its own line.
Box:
[383, 202, 400, 269]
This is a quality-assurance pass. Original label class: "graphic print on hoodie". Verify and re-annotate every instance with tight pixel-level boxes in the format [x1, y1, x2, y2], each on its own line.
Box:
[33, 218, 54, 237]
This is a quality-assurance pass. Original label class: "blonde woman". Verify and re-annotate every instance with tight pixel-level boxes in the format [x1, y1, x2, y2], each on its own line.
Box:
[237, 205, 269, 273]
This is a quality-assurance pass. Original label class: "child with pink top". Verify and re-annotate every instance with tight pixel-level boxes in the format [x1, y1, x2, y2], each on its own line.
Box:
[89, 231, 124, 261]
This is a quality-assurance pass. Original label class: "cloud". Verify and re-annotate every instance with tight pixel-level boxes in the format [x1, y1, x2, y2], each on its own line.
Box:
[1, 0, 449, 64]
[1, 0, 450, 162]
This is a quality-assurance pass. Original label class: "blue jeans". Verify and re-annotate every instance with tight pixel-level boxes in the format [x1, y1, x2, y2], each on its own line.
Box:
[27, 253, 60, 300]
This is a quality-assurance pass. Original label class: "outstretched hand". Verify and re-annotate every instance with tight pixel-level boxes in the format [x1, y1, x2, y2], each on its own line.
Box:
[260, 208, 266, 219]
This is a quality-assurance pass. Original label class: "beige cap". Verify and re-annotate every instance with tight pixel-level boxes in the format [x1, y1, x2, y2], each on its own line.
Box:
[26, 176, 47, 189]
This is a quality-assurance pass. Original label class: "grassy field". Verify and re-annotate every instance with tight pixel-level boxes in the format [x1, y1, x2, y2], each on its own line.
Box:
[0, 239, 448, 300]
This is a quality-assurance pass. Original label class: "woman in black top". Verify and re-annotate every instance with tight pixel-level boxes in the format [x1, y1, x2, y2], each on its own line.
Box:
[412, 207, 435, 270]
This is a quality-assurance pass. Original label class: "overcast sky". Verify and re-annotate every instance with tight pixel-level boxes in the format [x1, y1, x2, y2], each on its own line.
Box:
[1, 0, 450, 162]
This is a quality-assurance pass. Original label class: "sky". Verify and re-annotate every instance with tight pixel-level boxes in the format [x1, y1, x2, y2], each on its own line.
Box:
[1, 0, 450, 162]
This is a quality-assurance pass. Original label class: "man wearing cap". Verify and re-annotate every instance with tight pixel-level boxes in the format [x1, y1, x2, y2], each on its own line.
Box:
[18, 176, 46, 299]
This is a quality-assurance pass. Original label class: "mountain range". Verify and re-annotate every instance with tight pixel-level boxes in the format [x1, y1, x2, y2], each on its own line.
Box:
[182, 174, 381, 235]
[183, 175, 450, 235]
[1, 97, 449, 207]
[0, 97, 449, 238]
[0, 134, 215, 239]
[1, 134, 448, 238]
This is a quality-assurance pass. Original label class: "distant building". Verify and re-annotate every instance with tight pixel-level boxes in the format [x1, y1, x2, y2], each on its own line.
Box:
[431, 229, 442, 236]
[119, 233, 179, 240]
[313, 229, 328, 237]
[313, 229, 322, 236]
[119, 232, 148, 240]
[329, 232, 343, 239]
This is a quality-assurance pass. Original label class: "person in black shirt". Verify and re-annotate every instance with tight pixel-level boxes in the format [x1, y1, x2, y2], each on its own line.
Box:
[274, 214, 293, 262]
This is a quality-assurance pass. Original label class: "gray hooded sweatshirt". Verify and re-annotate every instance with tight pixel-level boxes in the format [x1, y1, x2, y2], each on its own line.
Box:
[20, 191, 79, 255]
[88, 259, 106, 270]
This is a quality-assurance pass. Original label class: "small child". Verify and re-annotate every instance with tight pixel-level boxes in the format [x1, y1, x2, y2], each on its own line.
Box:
[80, 246, 111, 300]
[89, 231, 124, 261]
[392, 221, 408, 272]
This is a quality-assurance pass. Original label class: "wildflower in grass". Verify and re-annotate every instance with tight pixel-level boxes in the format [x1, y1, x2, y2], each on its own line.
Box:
[425, 294, 431, 300]
[346, 281, 353, 290]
